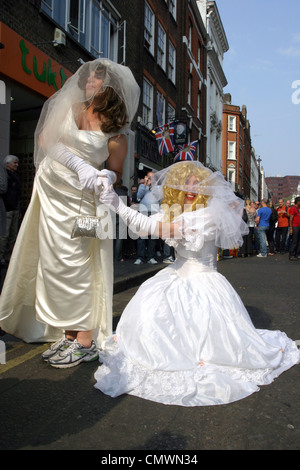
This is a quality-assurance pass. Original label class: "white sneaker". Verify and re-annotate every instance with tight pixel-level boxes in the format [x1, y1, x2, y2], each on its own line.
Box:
[147, 258, 158, 264]
[257, 253, 267, 257]
[42, 337, 73, 362]
[134, 258, 143, 265]
[48, 340, 99, 369]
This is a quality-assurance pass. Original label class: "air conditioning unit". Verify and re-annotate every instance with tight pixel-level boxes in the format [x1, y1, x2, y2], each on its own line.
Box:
[54, 28, 66, 47]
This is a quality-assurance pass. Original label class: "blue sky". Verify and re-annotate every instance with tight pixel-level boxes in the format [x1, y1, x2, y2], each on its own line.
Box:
[216, 0, 300, 177]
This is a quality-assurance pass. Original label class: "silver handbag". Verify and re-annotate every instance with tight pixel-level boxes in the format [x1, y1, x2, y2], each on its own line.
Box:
[71, 215, 101, 239]
[71, 191, 102, 239]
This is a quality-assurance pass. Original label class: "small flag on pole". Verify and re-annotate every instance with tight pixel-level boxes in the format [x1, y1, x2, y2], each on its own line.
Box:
[174, 140, 198, 162]
[155, 123, 175, 155]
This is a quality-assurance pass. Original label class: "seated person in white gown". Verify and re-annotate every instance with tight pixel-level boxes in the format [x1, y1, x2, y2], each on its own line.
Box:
[94, 161, 300, 407]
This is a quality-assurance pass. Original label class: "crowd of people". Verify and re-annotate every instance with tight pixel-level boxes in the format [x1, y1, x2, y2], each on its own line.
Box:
[239, 197, 300, 261]
[113, 180, 300, 265]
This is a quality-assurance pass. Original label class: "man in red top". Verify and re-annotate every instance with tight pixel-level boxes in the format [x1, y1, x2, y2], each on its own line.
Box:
[289, 197, 300, 261]
[275, 198, 290, 253]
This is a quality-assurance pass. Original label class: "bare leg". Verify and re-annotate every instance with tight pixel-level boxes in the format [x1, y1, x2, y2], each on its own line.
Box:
[65, 330, 93, 347]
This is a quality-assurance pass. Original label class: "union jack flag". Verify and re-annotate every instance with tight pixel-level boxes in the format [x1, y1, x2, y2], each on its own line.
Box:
[174, 140, 198, 162]
[155, 123, 175, 155]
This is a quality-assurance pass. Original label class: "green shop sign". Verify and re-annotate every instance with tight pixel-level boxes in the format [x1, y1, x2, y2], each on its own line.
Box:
[20, 39, 67, 92]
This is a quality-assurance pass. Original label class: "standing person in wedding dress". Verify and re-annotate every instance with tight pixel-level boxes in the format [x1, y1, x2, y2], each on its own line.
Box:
[0, 59, 140, 368]
[94, 160, 300, 406]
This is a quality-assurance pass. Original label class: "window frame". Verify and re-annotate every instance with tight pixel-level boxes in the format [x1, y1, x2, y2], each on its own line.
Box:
[228, 115, 236, 132]
[144, 1, 155, 56]
[157, 22, 166, 71]
[228, 141, 236, 160]
[41, 0, 119, 61]
[169, 0, 177, 21]
[168, 40, 176, 84]
[142, 77, 154, 128]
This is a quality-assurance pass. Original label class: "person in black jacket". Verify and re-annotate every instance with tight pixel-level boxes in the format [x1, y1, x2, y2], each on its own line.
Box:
[0, 155, 21, 264]
[266, 201, 278, 256]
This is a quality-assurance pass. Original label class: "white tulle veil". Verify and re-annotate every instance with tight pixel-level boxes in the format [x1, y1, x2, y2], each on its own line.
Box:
[34, 58, 140, 169]
[151, 161, 249, 249]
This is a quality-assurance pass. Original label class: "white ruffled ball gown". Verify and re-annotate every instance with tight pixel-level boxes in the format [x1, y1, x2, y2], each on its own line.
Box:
[94, 207, 300, 406]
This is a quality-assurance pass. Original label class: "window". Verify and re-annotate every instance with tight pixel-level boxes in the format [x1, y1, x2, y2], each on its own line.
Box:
[197, 43, 201, 69]
[197, 89, 201, 119]
[157, 23, 166, 70]
[90, 2, 117, 59]
[228, 116, 236, 132]
[188, 22, 192, 50]
[167, 103, 175, 122]
[168, 40, 176, 83]
[41, 0, 52, 14]
[41, 0, 119, 61]
[169, 0, 177, 20]
[228, 168, 236, 189]
[144, 1, 155, 55]
[91, 2, 100, 54]
[68, 0, 85, 35]
[143, 78, 153, 128]
[187, 75, 192, 106]
[156, 91, 165, 127]
[228, 141, 236, 160]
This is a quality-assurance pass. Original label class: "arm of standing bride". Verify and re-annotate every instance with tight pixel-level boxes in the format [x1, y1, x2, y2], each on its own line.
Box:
[99, 188, 181, 240]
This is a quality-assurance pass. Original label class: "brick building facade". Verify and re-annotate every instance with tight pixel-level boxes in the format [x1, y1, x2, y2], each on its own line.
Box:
[222, 94, 251, 198]
[266, 175, 300, 203]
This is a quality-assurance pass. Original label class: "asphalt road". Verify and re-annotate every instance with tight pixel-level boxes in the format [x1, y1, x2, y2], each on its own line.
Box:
[0, 253, 299, 451]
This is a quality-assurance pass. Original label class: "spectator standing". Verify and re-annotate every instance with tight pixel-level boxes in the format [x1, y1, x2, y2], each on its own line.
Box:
[240, 199, 256, 257]
[253, 200, 260, 254]
[134, 171, 159, 265]
[266, 201, 278, 256]
[285, 200, 292, 251]
[0, 155, 21, 265]
[130, 185, 138, 206]
[288, 197, 300, 261]
[276, 198, 290, 253]
[256, 199, 272, 257]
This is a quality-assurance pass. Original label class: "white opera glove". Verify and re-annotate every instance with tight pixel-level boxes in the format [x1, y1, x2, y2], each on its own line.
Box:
[98, 169, 117, 190]
[51, 142, 101, 192]
[100, 189, 157, 235]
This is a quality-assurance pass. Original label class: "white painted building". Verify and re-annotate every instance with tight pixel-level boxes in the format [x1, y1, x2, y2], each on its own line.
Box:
[250, 147, 260, 202]
[197, 0, 229, 172]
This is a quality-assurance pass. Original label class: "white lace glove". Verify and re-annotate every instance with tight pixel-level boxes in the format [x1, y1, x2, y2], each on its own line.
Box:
[100, 189, 157, 235]
[51, 143, 101, 192]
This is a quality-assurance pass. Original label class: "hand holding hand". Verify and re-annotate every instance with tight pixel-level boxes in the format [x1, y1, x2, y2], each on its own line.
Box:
[98, 169, 117, 190]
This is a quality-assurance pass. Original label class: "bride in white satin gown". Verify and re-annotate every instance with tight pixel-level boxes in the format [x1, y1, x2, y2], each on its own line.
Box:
[0, 59, 139, 359]
[94, 161, 300, 406]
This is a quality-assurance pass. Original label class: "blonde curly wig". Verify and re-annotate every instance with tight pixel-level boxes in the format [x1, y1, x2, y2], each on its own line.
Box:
[161, 162, 211, 221]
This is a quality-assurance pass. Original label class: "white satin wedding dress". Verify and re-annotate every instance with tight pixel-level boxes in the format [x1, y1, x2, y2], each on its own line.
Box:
[94, 208, 300, 406]
[0, 109, 116, 347]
